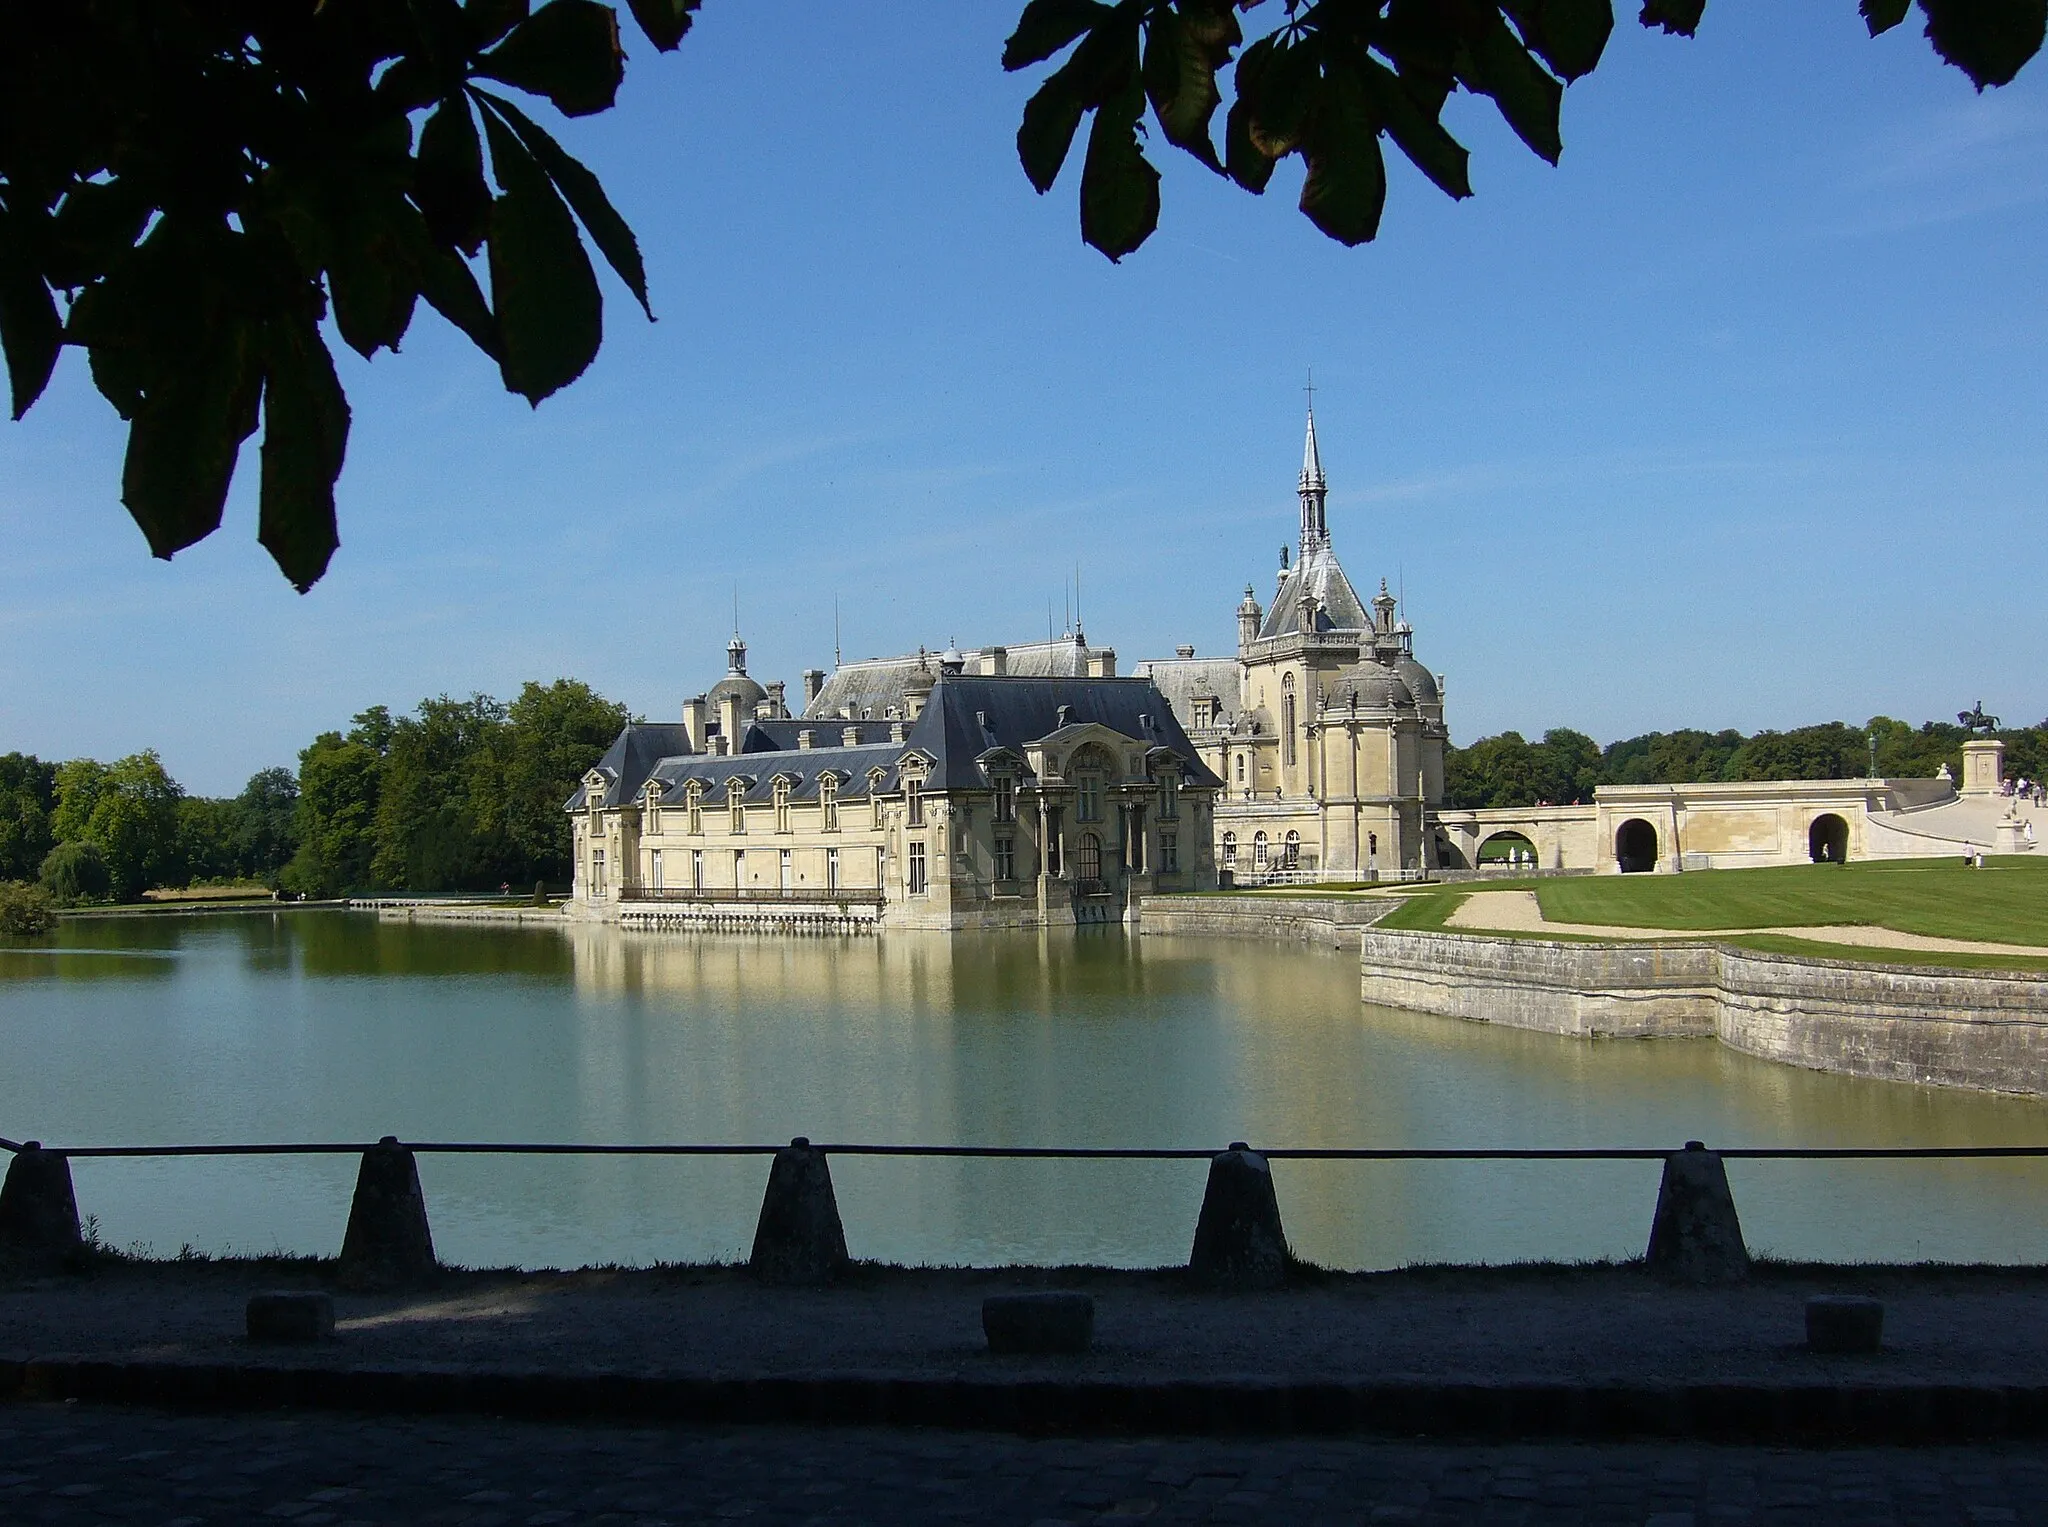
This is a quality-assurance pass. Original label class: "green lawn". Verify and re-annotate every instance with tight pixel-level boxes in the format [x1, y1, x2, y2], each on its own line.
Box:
[1531, 858, 2048, 946]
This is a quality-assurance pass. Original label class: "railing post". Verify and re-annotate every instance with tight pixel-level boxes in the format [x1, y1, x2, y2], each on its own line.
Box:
[749, 1137, 850, 1285]
[337, 1136, 438, 1290]
[1645, 1140, 1750, 1284]
[0, 1142, 83, 1272]
[1189, 1141, 1292, 1289]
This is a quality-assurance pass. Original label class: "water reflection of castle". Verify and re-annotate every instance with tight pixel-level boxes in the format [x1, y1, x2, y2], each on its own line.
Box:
[568, 406, 1449, 928]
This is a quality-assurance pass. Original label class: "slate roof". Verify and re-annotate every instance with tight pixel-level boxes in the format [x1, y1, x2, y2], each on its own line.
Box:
[647, 743, 902, 804]
[565, 723, 696, 810]
[741, 719, 899, 752]
[1131, 657, 1242, 733]
[1259, 540, 1371, 639]
[805, 635, 1113, 720]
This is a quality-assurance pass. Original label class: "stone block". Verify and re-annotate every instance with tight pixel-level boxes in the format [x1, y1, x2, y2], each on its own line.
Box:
[1645, 1141, 1750, 1285]
[336, 1137, 437, 1290]
[1806, 1295, 1884, 1354]
[982, 1292, 1094, 1354]
[0, 1143, 83, 1272]
[749, 1138, 849, 1285]
[1189, 1143, 1291, 1290]
[246, 1291, 336, 1344]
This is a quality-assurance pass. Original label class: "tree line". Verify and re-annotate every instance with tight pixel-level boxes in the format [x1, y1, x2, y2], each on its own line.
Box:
[1444, 716, 2048, 811]
[1, 679, 628, 908]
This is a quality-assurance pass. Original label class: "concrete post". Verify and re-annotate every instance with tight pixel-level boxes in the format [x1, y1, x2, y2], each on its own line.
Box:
[336, 1137, 437, 1290]
[1189, 1142, 1291, 1289]
[748, 1137, 850, 1285]
[1645, 1140, 1749, 1284]
[0, 1142, 83, 1271]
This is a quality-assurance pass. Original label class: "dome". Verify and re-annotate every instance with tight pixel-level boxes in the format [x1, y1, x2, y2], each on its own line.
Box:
[1391, 656, 1439, 705]
[707, 672, 767, 711]
[1329, 660, 1412, 711]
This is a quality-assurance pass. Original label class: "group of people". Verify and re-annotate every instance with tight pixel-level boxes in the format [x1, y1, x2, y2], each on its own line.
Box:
[2001, 776, 2046, 804]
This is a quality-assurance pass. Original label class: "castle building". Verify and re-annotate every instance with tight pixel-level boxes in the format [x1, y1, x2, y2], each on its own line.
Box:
[1137, 405, 1448, 881]
[568, 641, 1222, 930]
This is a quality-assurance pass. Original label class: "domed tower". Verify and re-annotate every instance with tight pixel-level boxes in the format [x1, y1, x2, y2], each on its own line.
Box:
[1236, 585, 1263, 651]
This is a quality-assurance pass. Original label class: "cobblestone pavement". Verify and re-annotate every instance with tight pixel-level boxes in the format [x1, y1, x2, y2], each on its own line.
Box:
[4, 1402, 2048, 1525]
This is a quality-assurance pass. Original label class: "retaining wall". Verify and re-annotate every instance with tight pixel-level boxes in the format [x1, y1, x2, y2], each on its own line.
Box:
[1138, 894, 1398, 951]
[1358, 929, 2048, 1095]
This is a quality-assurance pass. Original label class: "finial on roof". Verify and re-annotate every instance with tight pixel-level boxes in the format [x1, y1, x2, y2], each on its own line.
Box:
[1299, 379, 1325, 495]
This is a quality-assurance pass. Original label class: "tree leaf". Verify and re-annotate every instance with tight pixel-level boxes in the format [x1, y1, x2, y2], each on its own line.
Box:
[325, 189, 423, 358]
[1459, 11, 1565, 163]
[1918, 0, 2045, 89]
[0, 209, 62, 419]
[1019, 71, 1090, 192]
[477, 91, 650, 316]
[625, 0, 703, 51]
[46, 179, 152, 290]
[1299, 60, 1387, 246]
[1357, 54, 1471, 200]
[1225, 36, 1280, 192]
[1141, 0, 1240, 173]
[1506, 0, 1614, 82]
[257, 310, 351, 592]
[122, 315, 263, 562]
[1005, 0, 1113, 71]
[1860, 0, 1911, 35]
[1078, 76, 1159, 261]
[416, 243, 503, 359]
[1637, 0, 1706, 37]
[464, 0, 532, 50]
[1242, 33, 1319, 161]
[415, 98, 493, 256]
[479, 106, 602, 403]
[476, 0, 625, 118]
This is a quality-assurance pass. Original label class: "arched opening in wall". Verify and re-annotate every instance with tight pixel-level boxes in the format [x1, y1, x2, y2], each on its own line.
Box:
[1615, 819, 1659, 874]
[1076, 832, 1102, 885]
[1808, 813, 1850, 864]
[1253, 831, 1269, 869]
[1283, 830, 1300, 869]
[1221, 831, 1237, 869]
[1477, 831, 1537, 868]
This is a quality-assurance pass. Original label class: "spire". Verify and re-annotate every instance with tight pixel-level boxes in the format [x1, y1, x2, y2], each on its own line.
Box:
[726, 631, 747, 674]
[1297, 377, 1328, 555]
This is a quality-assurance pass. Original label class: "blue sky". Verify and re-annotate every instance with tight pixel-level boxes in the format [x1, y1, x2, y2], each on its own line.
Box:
[4, 3, 2046, 795]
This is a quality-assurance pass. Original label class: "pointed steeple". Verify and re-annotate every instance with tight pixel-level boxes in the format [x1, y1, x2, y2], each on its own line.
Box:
[1297, 382, 1328, 555]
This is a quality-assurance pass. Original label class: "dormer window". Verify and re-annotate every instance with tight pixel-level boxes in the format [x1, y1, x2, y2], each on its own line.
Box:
[869, 769, 887, 828]
[774, 779, 792, 833]
[906, 773, 924, 827]
[992, 773, 1015, 824]
[685, 781, 703, 836]
[820, 773, 839, 831]
[1157, 767, 1180, 821]
[645, 785, 662, 835]
[727, 778, 746, 834]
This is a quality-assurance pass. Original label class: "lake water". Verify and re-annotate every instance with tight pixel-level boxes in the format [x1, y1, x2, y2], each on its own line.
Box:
[3, 911, 2046, 1271]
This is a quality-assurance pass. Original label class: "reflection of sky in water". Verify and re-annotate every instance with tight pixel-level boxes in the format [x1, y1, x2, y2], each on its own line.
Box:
[4, 911, 2046, 1270]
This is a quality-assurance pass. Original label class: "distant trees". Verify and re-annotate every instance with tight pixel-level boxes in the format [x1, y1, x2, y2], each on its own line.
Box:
[1445, 716, 2048, 809]
[0, 752, 56, 881]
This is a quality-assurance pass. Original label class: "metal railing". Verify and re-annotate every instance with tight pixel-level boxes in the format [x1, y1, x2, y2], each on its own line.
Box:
[617, 886, 884, 906]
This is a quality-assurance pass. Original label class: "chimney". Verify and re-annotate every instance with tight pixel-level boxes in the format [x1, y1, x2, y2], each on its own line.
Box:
[983, 646, 1007, 676]
[842, 726, 861, 747]
[766, 680, 787, 718]
[798, 730, 815, 750]
[718, 693, 745, 757]
[1176, 644, 1195, 659]
[1085, 648, 1117, 679]
[802, 668, 825, 708]
[890, 721, 906, 744]
[682, 696, 707, 753]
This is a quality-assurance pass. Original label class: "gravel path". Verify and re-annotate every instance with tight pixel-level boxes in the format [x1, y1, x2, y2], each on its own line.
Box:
[1443, 891, 2047, 957]
[6, 1262, 2048, 1388]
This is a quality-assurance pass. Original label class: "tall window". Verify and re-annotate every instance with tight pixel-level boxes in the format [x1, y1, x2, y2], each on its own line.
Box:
[1284, 830, 1300, 869]
[728, 780, 747, 833]
[686, 784, 702, 836]
[908, 840, 928, 895]
[780, 848, 792, 891]
[875, 845, 887, 888]
[870, 773, 886, 828]
[1046, 808, 1063, 876]
[646, 791, 662, 834]
[1235, 754, 1245, 784]
[1158, 768, 1179, 820]
[1077, 832, 1102, 882]
[906, 775, 924, 827]
[1253, 831, 1268, 868]
[1161, 832, 1178, 873]
[591, 848, 606, 894]
[993, 775, 1015, 823]
[733, 848, 746, 891]
[826, 846, 840, 890]
[820, 774, 838, 831]
[774, 780, 791, 833]
[1076, 774, 1101, 823]
[1221, 831, 1237, 868]
[993, 836, 1014, 881]
[1282, 674, 1297, 768]
[692, 848, 703, 889]
[649, 848, 663, 890]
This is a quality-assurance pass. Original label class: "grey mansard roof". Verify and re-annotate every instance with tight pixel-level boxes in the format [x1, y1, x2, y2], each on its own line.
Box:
[1131, 657, 1242, 732]
[1259, 541, 1371, 639]
[565, 723, 696, 811]
[805, 635, 1113, 721]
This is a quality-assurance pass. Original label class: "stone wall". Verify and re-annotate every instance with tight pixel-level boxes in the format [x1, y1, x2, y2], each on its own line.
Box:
[1357, 928, 2048, 1096]
[1137, 894, 1398, 951]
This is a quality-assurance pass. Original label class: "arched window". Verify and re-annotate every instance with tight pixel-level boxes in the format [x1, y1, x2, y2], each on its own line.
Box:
[1284, 829, 1300, 869]
[1253, 831, 1269, 868]
[1221, 831, 1237, 867]
[1235, 754, 1245, 783]
[1077, 831, 1103, 882]
[1282, 674, 1297, 767]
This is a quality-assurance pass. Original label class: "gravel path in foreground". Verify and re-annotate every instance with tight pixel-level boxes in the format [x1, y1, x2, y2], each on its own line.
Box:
[7, 1400, 2048, 1526]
